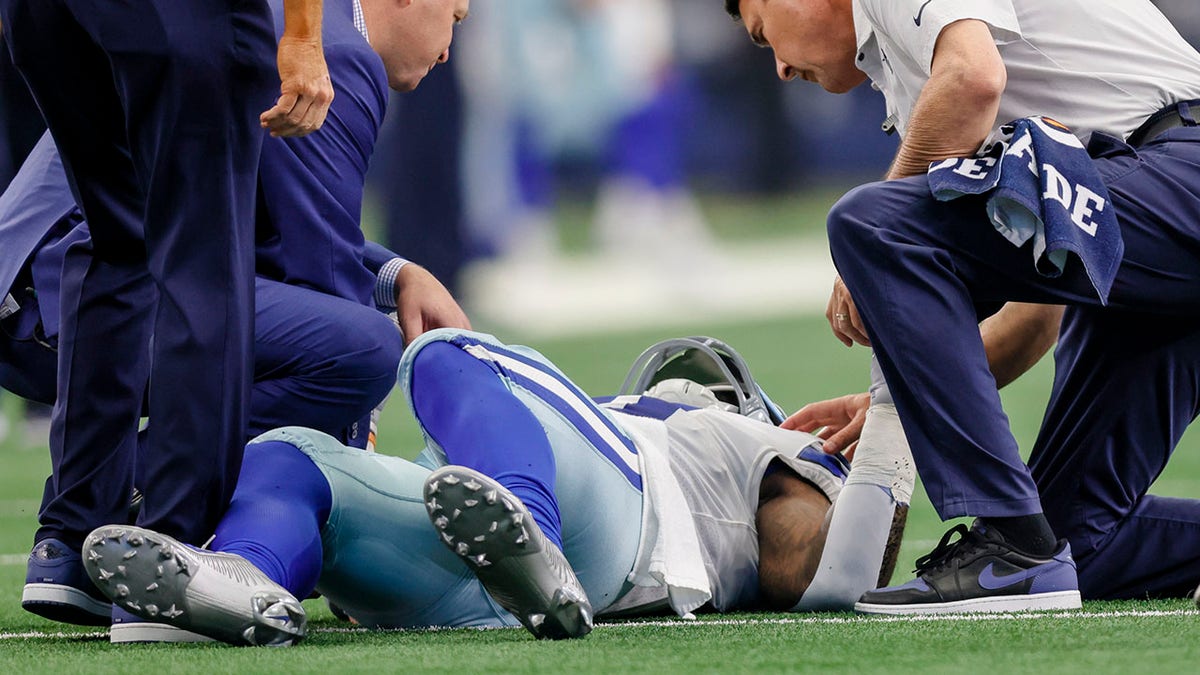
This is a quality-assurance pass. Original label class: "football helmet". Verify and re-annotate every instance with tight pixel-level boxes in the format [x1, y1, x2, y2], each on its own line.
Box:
[618, 336, 787, 425]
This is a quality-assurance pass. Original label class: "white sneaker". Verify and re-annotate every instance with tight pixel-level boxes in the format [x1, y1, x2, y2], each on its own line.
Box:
[83, 525, 306, 646]
[424, 466, 593, 640]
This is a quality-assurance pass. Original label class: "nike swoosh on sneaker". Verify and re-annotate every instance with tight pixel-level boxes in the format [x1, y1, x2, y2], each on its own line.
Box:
[977, 561, 1055, 590]
[914, 0, 934, 27]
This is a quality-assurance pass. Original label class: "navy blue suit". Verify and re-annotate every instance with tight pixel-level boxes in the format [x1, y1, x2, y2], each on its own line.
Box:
[256, 1, 388, 307]
[0, 0, 278, 547]
[1, 0, 405, 448]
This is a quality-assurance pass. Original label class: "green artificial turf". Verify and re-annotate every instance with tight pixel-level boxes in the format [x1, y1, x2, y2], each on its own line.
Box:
[2, 313, 1199, 671]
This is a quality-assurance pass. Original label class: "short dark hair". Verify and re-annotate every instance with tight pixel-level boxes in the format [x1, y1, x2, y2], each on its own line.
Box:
[724, 0, 741, 20]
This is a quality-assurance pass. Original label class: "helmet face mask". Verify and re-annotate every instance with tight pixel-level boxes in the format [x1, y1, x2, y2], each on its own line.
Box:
[619, 336, 787, 425]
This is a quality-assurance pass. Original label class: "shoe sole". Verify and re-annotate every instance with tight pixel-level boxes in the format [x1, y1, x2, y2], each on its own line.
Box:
[83, 525, 306, 647]
[22, 583, 111, 626]
[110, 621, 216, 643]
[855, 590, 1082, 615]
[424, 467, 593, 640]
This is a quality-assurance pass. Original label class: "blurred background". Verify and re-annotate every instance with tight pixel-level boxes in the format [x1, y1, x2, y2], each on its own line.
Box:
[2, 3, 1200, 581]
[4, 1, 1199, 347]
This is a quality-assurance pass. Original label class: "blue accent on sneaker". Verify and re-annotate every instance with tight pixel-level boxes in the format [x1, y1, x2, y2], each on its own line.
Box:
[22, 538, 111, 626]
[855, 520, 1082, 615]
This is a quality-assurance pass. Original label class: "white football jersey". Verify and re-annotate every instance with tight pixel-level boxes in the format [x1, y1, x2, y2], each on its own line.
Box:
[608, 405, 834, 613]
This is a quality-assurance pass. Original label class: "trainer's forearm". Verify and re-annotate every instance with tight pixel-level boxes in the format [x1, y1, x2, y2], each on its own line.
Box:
[887, 19, 1005, 179]
[281, 0, 323, 40]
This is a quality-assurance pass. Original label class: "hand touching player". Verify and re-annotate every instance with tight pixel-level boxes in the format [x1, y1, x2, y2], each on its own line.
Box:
[261, 0, 334, 137]
[395, 264, 471, 345]
[783, 392, 870, 458]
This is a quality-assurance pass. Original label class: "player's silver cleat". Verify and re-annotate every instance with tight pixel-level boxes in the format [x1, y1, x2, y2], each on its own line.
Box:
[82, 525, 306, 647]
[424, 465, 593, 640]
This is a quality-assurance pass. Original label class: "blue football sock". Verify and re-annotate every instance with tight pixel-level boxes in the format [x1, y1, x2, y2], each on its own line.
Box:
[410, 340, 563, 549]
[211, 440, 332, 598]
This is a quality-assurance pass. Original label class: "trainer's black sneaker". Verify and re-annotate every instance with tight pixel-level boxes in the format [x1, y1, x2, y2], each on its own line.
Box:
[424, 465, 593, 640]
[22, 538, 112, 625]
[855, 520, 1082, 615]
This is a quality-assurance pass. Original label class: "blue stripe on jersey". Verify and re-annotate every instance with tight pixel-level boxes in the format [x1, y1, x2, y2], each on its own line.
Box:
[594, 395, 697, 421]
[797, 445, 851, 482]
[448, 335, 643, 490]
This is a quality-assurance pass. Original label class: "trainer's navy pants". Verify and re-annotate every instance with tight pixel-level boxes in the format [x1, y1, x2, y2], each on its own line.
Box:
[0, 276, 401, 447]
[0, 0, 277, 547]
[828, 127, 1200, 599]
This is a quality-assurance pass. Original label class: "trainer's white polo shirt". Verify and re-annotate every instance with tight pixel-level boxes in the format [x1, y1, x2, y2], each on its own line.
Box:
[852, 0, 1200, 143]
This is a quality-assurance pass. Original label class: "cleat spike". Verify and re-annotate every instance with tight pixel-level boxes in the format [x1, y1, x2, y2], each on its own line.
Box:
[87, 549, 103, 562]
[435, 515, 450, 529]
[484, 490, 498, 505]
[529, 613, 546, 628]
[514, 533, 528, 545]
[146, 582, 159, 592]
[126, 600, 140, 611]
[501, 498, 515, 512]
[127, 534, 144, 547]
[489, 521, 499, 533]
[159, 549, 174, 560]
[451, 508, 462, 521]
[427, 480, 440, 495]
[472, 553, 490, 567]
[122, 549, 138, 560]
[97, 567, 115, 582]
[162, 604, 183, 619]
[441, 532, 454, 544]
[156, 565, 165, 577]
[144, 604, 159, 617]
[426, 497, 440, 512]
[442, 474, 460, 486]
[464, 479, 482, 491]
[114, 584, 130, 599]
[117, 564, 127, 576]
[464, 499, 479, 508]
[512, 513, 524, 526]
[456, 542, 471, 556]
[474, 535, 487, 542]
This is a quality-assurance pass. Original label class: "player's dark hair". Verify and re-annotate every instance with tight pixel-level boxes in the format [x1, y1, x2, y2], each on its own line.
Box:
[724, 0, 741, 20]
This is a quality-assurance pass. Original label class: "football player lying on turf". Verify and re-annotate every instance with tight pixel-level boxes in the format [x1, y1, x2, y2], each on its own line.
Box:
[81, 329, 915, 646]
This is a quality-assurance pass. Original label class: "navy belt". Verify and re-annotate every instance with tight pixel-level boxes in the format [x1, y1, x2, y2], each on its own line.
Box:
[1127, 99, 1200, 147]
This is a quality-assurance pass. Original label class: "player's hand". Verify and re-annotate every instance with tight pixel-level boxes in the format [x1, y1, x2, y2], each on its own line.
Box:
[826, 275, 870, 347]
[395, 264, 471, 345]
[783, 392, 870, 457]
[261, 35, 334, 138]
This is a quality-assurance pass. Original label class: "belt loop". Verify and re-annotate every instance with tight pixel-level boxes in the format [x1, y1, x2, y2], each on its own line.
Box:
[1179, 101, 1197, 127]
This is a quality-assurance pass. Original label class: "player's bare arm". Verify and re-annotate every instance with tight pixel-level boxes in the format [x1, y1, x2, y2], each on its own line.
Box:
[261, 0, 334, 137]
[756, 464, 907, 609]
[886, 19, 1006, 179]
[981, 303, 1064, 388]
[755, 467, 833, 609]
